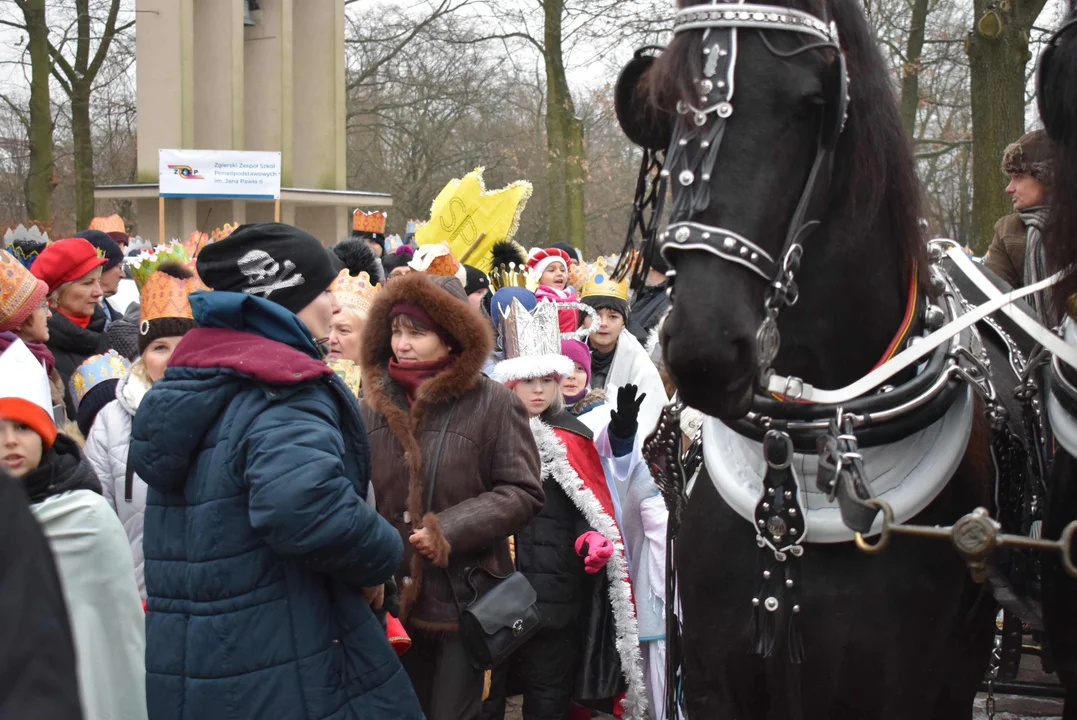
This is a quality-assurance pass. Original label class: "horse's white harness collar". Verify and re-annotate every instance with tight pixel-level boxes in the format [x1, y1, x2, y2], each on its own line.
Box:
[701, 385, 974, 543]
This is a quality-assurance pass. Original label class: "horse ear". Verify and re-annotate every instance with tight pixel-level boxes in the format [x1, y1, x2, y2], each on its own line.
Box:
[616, 48, 674, 151]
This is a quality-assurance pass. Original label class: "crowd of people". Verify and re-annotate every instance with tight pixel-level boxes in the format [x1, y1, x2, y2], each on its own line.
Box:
[0, 116, 1054, 720]
[0, 211, 688, 720]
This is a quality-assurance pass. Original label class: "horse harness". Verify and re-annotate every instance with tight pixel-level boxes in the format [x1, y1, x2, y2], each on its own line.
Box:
[627, 0, 1077, 691]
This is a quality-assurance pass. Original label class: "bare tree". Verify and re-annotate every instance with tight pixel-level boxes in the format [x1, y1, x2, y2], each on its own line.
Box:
[1, 0, 55, 224]
[967, 0, 1048, 252]
[43, 0, 133, 228]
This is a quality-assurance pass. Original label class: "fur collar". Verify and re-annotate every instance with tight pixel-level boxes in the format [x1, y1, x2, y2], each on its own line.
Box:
[571, 388, 608, 416]
[118, 361, 152, 416]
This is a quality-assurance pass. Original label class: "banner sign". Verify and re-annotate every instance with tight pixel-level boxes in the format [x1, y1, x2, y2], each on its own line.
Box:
[159, 149, 282, 199]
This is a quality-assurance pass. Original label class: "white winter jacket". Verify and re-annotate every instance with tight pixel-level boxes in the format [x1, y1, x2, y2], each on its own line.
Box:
[84, 364, 152, 599]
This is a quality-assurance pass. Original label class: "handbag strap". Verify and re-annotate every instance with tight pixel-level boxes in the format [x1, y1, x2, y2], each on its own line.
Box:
[418, 399, 470, 617]
[124, 440, 135, 503]
[424, 399, 457, 512]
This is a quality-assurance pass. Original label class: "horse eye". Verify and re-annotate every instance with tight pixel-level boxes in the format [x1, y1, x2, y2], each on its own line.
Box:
[793, 95, 826, 121]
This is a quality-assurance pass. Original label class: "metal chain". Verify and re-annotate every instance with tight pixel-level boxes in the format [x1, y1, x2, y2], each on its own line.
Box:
[985, 636, 1001, 720]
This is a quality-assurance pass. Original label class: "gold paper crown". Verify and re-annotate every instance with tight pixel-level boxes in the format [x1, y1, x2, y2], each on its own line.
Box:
[353, 210, 387, 235]
[409, 242, 461, 279]
[568, 260, 592, 289]
[182, 231, 210, 259]
[489, 263, 529, 292]
[331, 270, 381, 316]
[328, 358, 362, 397]
[128, 241, 191, 290]
[579, 258, 629, 301]
[89, 214, 126, 235]
[139, 269, 196, 325]
[211, 223, 239, 241]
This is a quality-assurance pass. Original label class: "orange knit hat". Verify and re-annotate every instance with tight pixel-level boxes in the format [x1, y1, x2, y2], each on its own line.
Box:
[0, 249, 48, 332]
[0, 339, 57, 448]
[0, 397, 56, 448]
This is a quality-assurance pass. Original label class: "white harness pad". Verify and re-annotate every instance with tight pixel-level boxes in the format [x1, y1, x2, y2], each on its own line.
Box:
[1048, 321, 1077, 458]
[701, 385, 975, 543]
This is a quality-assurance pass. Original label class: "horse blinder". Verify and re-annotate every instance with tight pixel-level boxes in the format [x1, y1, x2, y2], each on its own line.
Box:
[615, 47, 675, 151]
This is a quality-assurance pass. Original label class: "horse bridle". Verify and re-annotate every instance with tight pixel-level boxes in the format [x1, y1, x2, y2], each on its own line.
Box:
[656, 1, 850, 384]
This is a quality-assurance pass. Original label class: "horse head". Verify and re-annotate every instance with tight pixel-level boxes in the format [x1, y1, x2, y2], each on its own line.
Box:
[618, 0, 924, 419]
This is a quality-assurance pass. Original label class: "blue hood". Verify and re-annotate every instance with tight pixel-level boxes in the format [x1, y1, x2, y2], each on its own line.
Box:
[189, 290, 322, 359]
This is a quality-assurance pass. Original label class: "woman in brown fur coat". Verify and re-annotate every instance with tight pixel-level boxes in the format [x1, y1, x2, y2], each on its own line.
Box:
[360, 272, 545, 720]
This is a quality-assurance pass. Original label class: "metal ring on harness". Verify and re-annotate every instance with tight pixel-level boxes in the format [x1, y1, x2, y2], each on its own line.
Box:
[1061, 521, 1077, 578]
[853, 498, 893, 553]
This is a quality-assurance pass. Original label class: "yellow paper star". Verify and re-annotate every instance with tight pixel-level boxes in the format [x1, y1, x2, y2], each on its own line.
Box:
[415, 167, 533, 273]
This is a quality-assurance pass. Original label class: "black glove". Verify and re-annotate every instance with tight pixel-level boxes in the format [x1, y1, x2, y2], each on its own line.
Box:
[609, 384, 645, 439]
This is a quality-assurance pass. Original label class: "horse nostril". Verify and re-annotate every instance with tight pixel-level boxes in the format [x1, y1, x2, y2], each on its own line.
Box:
[731, 337, 755, 371]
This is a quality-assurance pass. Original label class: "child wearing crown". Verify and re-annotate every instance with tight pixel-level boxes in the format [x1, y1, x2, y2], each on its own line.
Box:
[528, 247, 581, 333]
[486, 299, 648, 720]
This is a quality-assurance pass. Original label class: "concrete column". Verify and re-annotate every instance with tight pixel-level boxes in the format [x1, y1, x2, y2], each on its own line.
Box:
[281, 203, 296, 226]
[246, 0, 293, 180]
[135, 198, 159, 243]
[181, 199, 199, 239]
[231, 200, 247, 226]
[192, 0, 244, 150]
[135, 0, 194, 181]
[291, 0, 346, 190]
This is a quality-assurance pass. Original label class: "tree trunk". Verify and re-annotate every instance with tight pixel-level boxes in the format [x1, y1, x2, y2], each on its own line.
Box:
[71, 81, 95, 229]
[967, 0, 1046, 254]
[899, 0, 930, 138]
[543, 0, 587, 252]
[21, 0, 55, 224]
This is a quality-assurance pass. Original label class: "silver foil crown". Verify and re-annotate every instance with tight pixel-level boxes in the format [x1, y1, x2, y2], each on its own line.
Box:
[501, 298, 562, 362]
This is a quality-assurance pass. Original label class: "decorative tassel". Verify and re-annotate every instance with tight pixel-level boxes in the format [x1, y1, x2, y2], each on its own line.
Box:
[750, 553, 781, 657]
[785, 560, 804, 664]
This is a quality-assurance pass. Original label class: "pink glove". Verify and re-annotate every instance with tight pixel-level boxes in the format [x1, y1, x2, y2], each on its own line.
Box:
[575, 531, 614, 574]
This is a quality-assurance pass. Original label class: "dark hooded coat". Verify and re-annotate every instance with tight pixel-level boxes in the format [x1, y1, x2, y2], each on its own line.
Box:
[130, 290, 420, 720]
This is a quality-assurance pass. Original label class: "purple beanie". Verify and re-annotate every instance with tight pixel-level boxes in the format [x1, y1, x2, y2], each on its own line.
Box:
[561, 339, 592, 387]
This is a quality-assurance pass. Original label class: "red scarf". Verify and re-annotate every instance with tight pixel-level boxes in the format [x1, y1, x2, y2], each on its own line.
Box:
[388, 355, 456, 405]
[58, 309, 91, 329]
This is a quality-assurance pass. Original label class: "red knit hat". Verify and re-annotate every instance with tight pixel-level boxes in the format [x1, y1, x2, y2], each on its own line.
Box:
[0, 249, 48, 332]
[526, 248, 573, 279]
[30, 238, 108, 294]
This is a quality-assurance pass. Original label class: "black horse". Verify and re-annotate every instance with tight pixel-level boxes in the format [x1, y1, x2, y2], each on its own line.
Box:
[617, 0, 997, 717]
[1039, 4, 1077, 716]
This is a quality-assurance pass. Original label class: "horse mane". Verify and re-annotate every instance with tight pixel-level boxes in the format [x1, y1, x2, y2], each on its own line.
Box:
[1041, 5, 1077, 314]
[647, 0, 927, 282]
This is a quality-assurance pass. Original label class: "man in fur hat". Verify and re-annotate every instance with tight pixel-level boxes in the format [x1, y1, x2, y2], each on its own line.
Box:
[985, 129, 1054, 298]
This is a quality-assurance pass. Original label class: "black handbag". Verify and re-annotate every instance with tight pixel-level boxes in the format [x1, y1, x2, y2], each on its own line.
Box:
[424, 400, 544, 670]
[454, 565, 543, 670]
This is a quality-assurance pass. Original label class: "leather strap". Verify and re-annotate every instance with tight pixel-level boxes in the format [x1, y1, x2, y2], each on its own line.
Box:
[419, 400, 467, 616]
[946, 247, 1077, 368]
[423, 400, 458, 512]
[124, 441, 135, 503]
[766, 258, 1064, 403]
